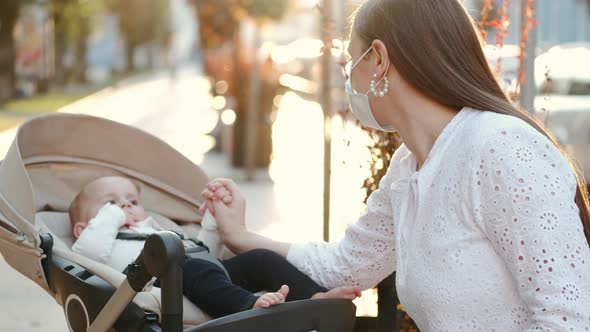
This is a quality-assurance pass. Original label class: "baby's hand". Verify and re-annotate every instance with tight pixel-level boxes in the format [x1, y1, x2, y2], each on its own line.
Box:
[99, 203, 127, 227]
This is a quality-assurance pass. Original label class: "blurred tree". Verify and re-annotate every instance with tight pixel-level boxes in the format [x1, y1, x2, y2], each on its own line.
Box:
[0, 0, 21, 102]
[189, 0, 240, 50]
[241, 0, 288, 22]
[70, 1, 94, 83]
[50, 0, 101, 84]
[188, 0, 287, 50]
[188, 0, 288, 172]
[50, 0, 72, 85]
[106, 0, 170, 73]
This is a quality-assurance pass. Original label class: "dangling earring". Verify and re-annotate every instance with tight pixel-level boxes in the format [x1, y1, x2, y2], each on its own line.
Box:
[370, 73, 390, 98]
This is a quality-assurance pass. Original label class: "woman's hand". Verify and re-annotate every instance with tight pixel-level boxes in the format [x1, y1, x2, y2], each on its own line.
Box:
[200, 178, 292, 257]
[200, 181, 234, 216]
[200, 178, 247, 243]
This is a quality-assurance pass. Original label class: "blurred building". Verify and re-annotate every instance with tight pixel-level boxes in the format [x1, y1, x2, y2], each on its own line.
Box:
[13, 3, 52, 95]
[534, 0, 589, 48]
[465, 0, 590, 49]
[85, 12, 125, 82]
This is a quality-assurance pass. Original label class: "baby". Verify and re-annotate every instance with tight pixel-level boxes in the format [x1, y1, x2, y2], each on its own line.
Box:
[70, 176, 359, 318]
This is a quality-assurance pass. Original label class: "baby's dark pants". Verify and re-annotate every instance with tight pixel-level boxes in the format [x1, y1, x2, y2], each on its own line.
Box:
[181, 248, 327, 318]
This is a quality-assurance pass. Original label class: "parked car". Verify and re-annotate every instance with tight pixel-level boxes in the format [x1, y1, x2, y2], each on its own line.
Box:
[535, 43, 590, 184]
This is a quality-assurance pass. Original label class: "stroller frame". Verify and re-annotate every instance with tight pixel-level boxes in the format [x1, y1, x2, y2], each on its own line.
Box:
[41, 231, 356, 332]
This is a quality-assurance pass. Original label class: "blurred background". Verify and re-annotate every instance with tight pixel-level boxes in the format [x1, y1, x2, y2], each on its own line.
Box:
[0, 0, 589, 331]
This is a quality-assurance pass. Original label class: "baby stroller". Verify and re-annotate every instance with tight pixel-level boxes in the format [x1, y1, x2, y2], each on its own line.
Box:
[0, 113, 356, 332]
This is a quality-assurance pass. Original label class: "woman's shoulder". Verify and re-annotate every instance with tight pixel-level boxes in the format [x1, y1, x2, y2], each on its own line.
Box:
[461, 108, 549, 153]
[462, 108, 574, 182]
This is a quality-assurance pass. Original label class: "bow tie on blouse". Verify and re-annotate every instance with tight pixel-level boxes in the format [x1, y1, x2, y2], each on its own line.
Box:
[390, 151, 420, 287]
[391, 151, 418, 195]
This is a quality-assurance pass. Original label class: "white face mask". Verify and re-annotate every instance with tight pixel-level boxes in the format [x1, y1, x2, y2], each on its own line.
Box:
[345, 46, 395, 132]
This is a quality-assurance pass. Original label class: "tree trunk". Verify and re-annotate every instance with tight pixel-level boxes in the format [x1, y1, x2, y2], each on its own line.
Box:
[72, 16, 90, 83]
[245, 26, 261, 181]
[230, 30, 247, 167]
[125, 40, 137, 73]
[52, 9, 67, 85]
[0, 1, 19, 103]
[230, 28, 275, 170]
[519, 0, 537, 112]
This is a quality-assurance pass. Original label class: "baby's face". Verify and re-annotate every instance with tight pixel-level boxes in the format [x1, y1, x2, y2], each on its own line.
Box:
[82, 177, 147, 227]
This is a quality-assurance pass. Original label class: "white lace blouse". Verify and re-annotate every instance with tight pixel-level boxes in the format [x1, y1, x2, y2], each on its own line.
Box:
[287, 108, 590, 331]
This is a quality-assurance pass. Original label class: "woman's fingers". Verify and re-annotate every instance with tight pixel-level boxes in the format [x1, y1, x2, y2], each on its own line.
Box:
[341, 286, 362, 298]
[204, 180, 238, 206]
[208, 178, 243, 200]
[203, 200, 215, 216]
[201, 188, 215, 200]
[354, 287, 362, 297]
[201, 185, 231, 215]
[213, 187, 233, 204]
[343, 290, 359, 300]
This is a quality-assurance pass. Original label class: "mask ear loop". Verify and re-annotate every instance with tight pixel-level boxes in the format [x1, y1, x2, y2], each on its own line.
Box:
[351, 46, 374, 71]
[348, 46, 374, 83]
[366, 63, 391, 97]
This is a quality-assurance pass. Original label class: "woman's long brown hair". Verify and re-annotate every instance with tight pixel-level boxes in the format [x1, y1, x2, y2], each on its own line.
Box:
[353, 0, 590, 245]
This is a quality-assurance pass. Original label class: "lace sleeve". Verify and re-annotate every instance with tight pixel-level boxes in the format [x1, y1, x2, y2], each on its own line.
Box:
[286, 149, 403, 290]
[476, 126, 590, 330]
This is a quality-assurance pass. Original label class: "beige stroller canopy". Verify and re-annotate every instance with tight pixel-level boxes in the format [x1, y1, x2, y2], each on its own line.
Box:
[0, 113, 209, 293]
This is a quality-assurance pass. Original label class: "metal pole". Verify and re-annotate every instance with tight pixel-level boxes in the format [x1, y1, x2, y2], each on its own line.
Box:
[320, 0, 333, 242]
[519, 0, 537, 113]
[245, 22, 261, 181]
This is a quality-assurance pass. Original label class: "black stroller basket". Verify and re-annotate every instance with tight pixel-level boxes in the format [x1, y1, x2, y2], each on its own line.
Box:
[41, 232, 357, 332]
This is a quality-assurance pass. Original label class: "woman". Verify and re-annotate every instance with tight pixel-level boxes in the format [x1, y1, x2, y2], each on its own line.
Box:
[201, 0, 590, 330]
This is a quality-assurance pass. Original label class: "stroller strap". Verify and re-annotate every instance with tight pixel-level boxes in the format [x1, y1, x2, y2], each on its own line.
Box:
[117, 232, 230, 279]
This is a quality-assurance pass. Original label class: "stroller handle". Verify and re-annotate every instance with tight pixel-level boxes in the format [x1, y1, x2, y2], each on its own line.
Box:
[88, 231, 186, 332]
[143, 232, 185, 331]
